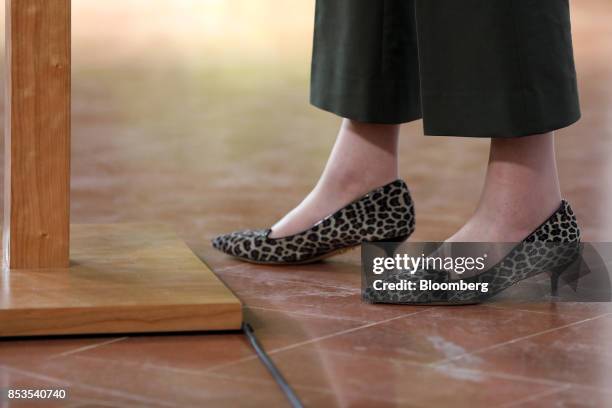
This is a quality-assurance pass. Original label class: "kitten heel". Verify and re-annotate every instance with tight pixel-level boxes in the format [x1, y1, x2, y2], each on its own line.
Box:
[550, 258, 581, 296]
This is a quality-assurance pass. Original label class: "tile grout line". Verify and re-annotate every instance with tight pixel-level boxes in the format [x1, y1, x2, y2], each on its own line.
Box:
[431, 312, 612, 367]
[320, 348, 596, 392]
[482, 304, 561, 315]
[70, 354, 334, 395]
[443, 366, 579, 392]
[219, 264, 364, 292]
[201, 369, 334, 394]
[321, 347, 612, 396]
[246, 305, 371, 324]
[264, 308, 433, 356]
[454, 367, 612, 395]
[497, 384, 572, 408]
[482, 303, 611, 317]
[1, 365, 177, 408]
[482, 304, 561, 316]
[205, 308, 433, 373]
[224, 273, 362, 293]
[204, 366, 418, 406]
[48, 337, 129, 359]
[0, 364, 72, 387]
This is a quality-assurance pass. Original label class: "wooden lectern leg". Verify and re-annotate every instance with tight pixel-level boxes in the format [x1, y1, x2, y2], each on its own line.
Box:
[3, 0, 71, 269]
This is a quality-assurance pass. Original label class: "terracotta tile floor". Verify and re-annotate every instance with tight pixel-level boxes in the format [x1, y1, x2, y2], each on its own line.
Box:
[1, 0, 612, 406]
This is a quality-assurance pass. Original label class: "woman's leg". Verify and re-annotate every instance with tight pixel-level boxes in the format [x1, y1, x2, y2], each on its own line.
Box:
[270, 119, 400, 238]
[448, 131, 562, 242]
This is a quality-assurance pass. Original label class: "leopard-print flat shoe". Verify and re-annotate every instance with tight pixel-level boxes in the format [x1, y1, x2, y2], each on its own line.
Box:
[212, 179, 415, 265]
[364, 200, 582, 305]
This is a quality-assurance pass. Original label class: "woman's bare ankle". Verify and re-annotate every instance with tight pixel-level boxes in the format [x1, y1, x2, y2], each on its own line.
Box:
[448, 132, 562, 242]
[270, 119, 400, 238]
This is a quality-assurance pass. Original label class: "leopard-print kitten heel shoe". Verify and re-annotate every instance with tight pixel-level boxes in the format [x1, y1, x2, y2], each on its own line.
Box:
[364, 200, 581, 305]
[212, 179, 415, 265]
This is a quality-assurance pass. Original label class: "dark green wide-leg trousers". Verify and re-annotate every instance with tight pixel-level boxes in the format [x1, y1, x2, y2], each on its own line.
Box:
[310, 0, 581, 137]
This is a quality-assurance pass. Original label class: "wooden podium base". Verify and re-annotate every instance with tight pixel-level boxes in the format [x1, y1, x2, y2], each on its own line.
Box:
[0, 224, 242, 337]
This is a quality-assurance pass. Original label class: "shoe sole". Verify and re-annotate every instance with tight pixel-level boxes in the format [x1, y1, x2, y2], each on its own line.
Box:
[230, 244, 359, 266]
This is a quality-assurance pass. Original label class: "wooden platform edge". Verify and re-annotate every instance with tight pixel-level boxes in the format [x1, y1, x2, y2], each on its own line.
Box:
[0, 223, 243, 337]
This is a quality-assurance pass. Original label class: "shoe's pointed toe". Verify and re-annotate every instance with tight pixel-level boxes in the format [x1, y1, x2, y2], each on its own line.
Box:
[211, 233, 231, 252]
[211, 180, 416, 265]
[212, 229, 271, 262]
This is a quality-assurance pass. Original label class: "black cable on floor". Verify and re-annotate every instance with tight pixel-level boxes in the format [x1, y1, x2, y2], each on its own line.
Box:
[243, 323, 304, 408]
